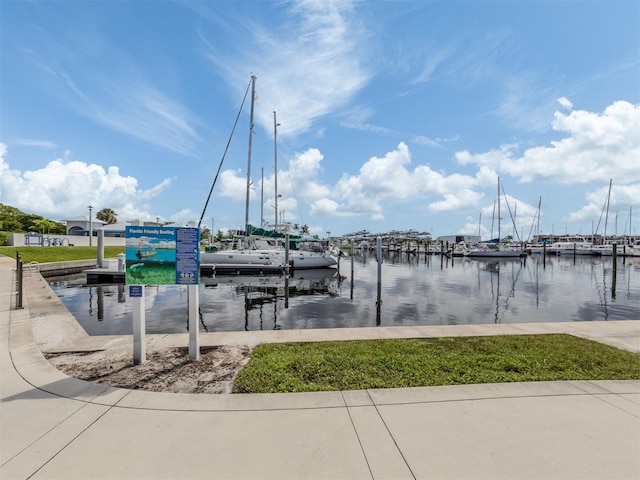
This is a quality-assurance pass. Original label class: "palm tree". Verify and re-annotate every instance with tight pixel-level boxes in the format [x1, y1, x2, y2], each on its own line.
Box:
[96, 208, 117, 224]
[300, 224, 310, 236]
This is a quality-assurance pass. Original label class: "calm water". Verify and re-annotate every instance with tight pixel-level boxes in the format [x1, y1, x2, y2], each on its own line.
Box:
[48, 252, 640, 336]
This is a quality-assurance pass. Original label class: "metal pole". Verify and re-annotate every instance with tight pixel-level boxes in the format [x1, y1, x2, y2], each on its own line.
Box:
[611, 244, 617, 299]
[16, 252, 23, 309]
[244, 75, 256, 236]
[350, 240, 355, 300]
[133, 287, 146, 365]
[285, 233, 290, 274]
[97, 229, 104, 268]
[88, 205, 93, 246]
[376, 236, 382, 326]
[188, 284, 200, 361]
[273, 111, 280, 229]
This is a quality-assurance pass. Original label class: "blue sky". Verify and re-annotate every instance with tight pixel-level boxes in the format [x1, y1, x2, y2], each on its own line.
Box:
[1, 0, 638, 240]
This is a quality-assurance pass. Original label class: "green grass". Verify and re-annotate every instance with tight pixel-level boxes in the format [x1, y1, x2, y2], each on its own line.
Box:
[0, 246, 124, 263]
[233, 334, 640, 393]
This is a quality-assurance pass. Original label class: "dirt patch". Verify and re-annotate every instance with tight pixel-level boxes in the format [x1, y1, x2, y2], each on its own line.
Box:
[45, 345, 252, 394]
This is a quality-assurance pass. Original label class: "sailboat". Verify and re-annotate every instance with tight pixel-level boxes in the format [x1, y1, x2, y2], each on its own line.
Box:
[590, 179, 613, 256]
[200, 75, 338, 271]
[467, 177, 525, 258]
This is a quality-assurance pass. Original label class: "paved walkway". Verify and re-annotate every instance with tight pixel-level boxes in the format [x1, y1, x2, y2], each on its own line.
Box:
[1, 255, 639, 479]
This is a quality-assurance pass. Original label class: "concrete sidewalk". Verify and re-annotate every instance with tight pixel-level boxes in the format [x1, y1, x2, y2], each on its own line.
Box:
[1, 256, 639, 479]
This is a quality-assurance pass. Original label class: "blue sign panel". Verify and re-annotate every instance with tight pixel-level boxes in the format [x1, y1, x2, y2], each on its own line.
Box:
[176, 227, 200, 285]
[129, 285, 143, 297]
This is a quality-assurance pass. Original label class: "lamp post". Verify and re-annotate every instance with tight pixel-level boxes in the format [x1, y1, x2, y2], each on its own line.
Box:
[88, 205, 93, 246]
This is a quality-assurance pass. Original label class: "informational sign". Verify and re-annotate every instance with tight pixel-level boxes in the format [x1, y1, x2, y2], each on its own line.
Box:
[125, 226, 200, 285]
[129, 285, 143, 297]
[176, 227, 200, 284]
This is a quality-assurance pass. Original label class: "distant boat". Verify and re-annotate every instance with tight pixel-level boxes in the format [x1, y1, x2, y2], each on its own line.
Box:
[466, 177, 526, 258]
[201, 225, 339, 269]
[467, 244, 524, 258]
[589, 244, 613, 256]
[546, 240, 592, 255]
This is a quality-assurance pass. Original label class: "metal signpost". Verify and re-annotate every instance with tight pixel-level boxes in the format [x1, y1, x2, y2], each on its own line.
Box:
[125, 226, 200, 364]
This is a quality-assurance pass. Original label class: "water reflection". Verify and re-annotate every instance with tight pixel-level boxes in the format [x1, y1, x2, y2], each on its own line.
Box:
[48, 255, 640, 336]
[200, 269, 345, 332]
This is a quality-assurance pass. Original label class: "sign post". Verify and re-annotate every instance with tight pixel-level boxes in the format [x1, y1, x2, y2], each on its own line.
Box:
[176, 227, 201, 361]
[188, 285, 199, 361]
[125, 226, 200, 364]
[129, 285, 145, 364]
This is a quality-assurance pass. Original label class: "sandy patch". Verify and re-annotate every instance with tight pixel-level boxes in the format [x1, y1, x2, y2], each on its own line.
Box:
[45, 345, 252, 394]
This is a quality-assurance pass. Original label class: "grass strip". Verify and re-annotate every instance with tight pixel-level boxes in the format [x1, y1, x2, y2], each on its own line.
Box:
[233, 334, 640, 393]
[0, 246, 124, 263]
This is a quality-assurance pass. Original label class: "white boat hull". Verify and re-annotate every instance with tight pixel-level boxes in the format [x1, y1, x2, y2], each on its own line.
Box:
[201, 249, 338, 269]
[467, 249, 524, 258]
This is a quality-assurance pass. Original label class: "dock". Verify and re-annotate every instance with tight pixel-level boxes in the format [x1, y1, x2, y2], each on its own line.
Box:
[84, 263, 289, 284]
[84, 268, 125, 284]
[200, 263, 288, 276]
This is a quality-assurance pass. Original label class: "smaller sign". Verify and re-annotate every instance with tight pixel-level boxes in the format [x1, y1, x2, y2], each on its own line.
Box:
[129, 285, 143, 297]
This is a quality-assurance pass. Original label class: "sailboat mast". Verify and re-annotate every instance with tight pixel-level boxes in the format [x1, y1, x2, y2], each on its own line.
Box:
[497, 177, 501, 243]
[260, 167, 264, 227]
[630, 206, 633, 244]
[536, 196, 541, 240]
[603, 178, 612, 243]
[273, 110, 280, 229]
[244, 74, 256, 236]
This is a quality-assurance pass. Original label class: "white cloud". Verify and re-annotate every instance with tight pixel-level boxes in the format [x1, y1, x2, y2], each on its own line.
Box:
[218, 169, 256, 202]
[567, 182, 640, 228]
[10, 138, 59, 149]
[218, 147, 332, 223]
[428, 189, 484, 213]
[169, 209, 199, 226]
[0, 144, 172, 220]
[201, 0, 370, 138]
[91, 81, 202, 156]
[26, 40, 202, 156]
[557, 97, 573, 109]
[330, 142, 483, 219]
[455, 101, 640, 186]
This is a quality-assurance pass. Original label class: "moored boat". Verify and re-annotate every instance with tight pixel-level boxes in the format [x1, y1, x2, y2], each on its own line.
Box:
[466, 244, 525, 258]
[199, 76, 337, 271]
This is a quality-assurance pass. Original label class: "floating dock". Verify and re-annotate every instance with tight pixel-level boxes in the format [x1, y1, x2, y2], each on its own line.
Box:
[84, 268, 125, 284]
[85, 263, 289, 284]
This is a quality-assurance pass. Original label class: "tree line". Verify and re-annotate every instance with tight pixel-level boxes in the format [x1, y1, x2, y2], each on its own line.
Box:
[0, 204, 67, 235]
[0, 204, 121, 245]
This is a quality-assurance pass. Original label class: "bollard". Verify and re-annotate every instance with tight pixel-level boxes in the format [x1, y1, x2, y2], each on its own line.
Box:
[117, 253, 125, 272]
[285, 233, 291, 275]
[376, 236, 382, 325]
[97, 229, 105, 268]
[611, 244, 617, 299]
[350, 240, 355, 300]
[16, 252, 23, 309]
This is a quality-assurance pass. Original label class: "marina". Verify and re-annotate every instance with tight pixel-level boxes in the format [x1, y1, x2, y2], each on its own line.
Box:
[49, 251, 640, 336]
